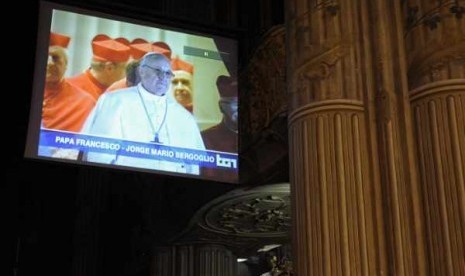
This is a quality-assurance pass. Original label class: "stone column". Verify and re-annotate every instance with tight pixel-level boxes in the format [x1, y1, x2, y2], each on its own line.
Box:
[405, 0, 465, 274]
[152, 244, 237, 276]
[72, 169, 109, 276]
[286, 0, 426, 274]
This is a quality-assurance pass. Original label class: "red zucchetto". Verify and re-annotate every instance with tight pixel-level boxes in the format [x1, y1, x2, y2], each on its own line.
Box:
[171, 57, 194, 74]
[91, 34, 130, 62]
[49, 32, 70, 48]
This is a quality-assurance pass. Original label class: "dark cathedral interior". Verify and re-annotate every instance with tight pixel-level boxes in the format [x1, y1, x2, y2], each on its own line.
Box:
[7, 0, 465, 275]
[8, 0, 290, 275]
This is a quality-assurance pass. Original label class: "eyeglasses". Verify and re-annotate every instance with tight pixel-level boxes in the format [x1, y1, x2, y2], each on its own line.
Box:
[142, 65, 174, 79]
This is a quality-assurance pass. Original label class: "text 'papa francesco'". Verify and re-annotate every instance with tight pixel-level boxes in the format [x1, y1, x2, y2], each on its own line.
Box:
[55, 136, 121, 150]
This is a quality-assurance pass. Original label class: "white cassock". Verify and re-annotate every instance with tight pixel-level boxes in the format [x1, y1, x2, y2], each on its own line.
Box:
[81, 83, 205, 175]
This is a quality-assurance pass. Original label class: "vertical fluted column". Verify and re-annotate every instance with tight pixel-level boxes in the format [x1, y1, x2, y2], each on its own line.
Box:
[195, 244, 236, 276]
[405, 1, 465, 274]
[72, 169, 108, 276]
[286, 0, 382, 275]
[151, 246, 175, 276]
[152, 244, 236, 276]
[369, 0, 427, 274]
[288, 103, 379, 275]
[287, 0, 426, 274]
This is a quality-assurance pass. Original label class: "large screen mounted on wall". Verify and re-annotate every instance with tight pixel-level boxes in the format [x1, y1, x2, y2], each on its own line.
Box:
[25, 1, 239, 183]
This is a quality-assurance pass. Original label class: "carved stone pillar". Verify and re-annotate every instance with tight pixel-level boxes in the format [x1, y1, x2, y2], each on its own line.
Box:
[152, 244, 237, 276]
[287, 0, 426, 274]
[72, 169, 109, 276]
[151, 183, 291, 275]
[405, 1, 465, 274]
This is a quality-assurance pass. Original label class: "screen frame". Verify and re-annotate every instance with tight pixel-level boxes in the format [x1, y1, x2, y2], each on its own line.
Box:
[25, 0, 241, 184]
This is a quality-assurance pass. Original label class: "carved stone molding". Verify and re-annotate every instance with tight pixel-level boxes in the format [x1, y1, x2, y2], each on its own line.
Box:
[171, 183, 291, 256]
[294, 44, 350, 82]
[204, 194, 291, 236]
[410, 79, 465, 102]
[287, 5, 358, 106]
[241, 26, 287, 138]
[404, 0, 465, 89]
[172, 227, 264, 258]
[408, 38, 465, 89]
[403, 0, 463, 34]
[199, 184, 291, 237]
[288, 99, 364, 125]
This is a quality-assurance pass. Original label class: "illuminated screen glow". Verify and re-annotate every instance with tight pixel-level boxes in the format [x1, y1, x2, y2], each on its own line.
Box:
[25, 1, 239, 183]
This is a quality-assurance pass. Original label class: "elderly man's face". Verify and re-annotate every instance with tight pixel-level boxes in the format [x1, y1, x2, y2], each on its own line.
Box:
[106, 62, 127, 84]
[46, 46, 67, 85]
[139, 55, 173, 96]
[171, 70, 193, 108]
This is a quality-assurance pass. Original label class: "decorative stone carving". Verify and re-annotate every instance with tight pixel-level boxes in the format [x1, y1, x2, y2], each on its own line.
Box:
[404, 0, 465, 88]
[171, 183, 291, 257]
[408, 37, 465, 88]
[199, 184, 291, 238]
[296, 44, 350, 81]
[206, 194, 291, 235]
[241, 26, 287, 138]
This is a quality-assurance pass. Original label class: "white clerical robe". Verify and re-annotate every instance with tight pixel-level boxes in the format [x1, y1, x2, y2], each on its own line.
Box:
[82, 83, 205, 175]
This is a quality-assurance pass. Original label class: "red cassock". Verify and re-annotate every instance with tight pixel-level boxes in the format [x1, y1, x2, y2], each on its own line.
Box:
[201, 122, 238, 182]
[67, 69, 107, 101]
[42, 80, 96, 132]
